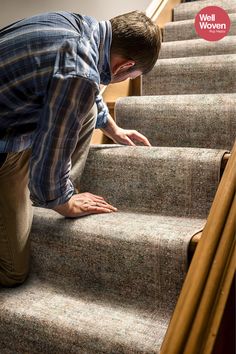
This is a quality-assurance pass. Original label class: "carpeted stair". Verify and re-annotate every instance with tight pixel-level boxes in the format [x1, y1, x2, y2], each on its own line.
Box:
[162, 13, 236, 41]
[142, 55, 236, 95]
[115, 94, 235, 148]
[0, 0, 235, 353]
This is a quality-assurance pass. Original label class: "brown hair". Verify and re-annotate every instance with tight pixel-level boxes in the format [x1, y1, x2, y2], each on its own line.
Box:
[110, 11, 161, 74]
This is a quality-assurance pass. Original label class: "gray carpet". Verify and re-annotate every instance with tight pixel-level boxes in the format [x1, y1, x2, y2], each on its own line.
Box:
[142, 55, 236, 96]
[115, 94, 236, 150]
[0, 0, 235, 352]
[159, 37, 236, 58]
[79, 146, 226, 218]
[163, 13, 236, 42]
[173, 0, 236, 21]
[31, 210, 205, 309]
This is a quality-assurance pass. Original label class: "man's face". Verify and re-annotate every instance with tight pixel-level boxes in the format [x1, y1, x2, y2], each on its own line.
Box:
[110, 69, 142, 84]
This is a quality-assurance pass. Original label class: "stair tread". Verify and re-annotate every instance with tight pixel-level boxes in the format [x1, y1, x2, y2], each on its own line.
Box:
[152, 53, 236, 64]
[33, 208, 205, 244]
[174, 0, 236, 21]
[142, 54, 236, 95]
[163, 13, 236, 42]
[32, 208, 205, 308]
[159, 36, 236, 58]
[0, 276, 167, 353]
[115, 93, 236, 150]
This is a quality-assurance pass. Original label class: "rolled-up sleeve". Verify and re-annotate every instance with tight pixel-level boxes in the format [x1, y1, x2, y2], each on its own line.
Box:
[95, 93, 109, 129]
[29, 74, 96, 208]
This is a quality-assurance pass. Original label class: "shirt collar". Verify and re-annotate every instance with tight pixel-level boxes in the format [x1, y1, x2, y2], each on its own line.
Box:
[98, 20, 112, 85]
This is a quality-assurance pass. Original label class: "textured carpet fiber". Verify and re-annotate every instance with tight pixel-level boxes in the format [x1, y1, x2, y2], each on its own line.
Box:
[0, 277, 168, 354]
[173, 0, 236, 21]
[159, 37, 236, 59]
[79, 146, 226, 218]
[31, 209, 206, 309]
[0, 0, 235, 352]
[142, 55, 236, 96]
[115, 94, 236, 150]
[163, 13, 236, 42]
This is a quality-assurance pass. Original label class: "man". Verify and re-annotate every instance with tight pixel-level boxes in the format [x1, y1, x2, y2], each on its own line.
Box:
[0, 11, 161, 286]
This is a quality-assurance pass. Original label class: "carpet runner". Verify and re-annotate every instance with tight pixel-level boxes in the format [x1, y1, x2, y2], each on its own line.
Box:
[0, 0, 235, 352]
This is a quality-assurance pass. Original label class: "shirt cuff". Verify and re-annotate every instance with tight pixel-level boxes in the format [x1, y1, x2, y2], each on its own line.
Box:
[95, 108, 109, 129]
[30, 180, 75, 209]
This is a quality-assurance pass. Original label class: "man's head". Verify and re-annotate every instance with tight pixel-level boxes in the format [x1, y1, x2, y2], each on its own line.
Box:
[109, 11, 161, 83]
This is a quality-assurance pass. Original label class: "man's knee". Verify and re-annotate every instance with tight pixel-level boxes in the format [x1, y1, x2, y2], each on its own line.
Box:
[0, 265, 29, 287]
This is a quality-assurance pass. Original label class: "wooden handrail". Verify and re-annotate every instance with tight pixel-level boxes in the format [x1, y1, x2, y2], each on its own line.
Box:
[186, 196, 235, 353]
[188, 152, 231, 264]
[146, 0, 171, 22]
[160, 142, 236, 354]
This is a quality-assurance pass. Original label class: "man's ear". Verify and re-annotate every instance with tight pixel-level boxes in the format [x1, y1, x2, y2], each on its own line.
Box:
[113, 60, 135, 75]
[111, 55, 135, 75]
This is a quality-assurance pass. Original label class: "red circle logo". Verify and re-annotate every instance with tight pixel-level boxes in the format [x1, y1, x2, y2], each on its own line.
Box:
[195, 6, 231, 41]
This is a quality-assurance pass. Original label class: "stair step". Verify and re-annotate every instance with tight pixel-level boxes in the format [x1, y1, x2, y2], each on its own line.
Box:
[31, 209, 205, 307]
[159, 36, 236, 59]
[77, 145, 226, 218]
[142, 54, 236, 95]
[174, 0, 236, 21]
[163, 13, 236, 42]
[115, 94, 236, 150]
[0, 277, 168, 353]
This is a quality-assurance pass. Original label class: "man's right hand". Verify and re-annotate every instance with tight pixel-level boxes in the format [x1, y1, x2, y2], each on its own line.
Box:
[53, 192, 117, 218]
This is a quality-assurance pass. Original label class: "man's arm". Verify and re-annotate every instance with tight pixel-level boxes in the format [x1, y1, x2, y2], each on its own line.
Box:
[29, 74, 117, 217]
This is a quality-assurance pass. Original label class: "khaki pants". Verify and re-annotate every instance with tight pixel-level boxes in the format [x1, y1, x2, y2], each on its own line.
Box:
[0, 104, 97, 287]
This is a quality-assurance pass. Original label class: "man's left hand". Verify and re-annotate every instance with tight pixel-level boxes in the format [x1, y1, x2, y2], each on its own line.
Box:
[110, 127, 151, 146]
[102, 114, 151, 146]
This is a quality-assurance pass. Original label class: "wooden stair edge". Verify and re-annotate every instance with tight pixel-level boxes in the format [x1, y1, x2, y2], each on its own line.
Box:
[188, 152, 231, 264]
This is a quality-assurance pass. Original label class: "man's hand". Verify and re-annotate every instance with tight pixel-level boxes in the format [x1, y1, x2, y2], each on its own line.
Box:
[102, 114, 151, 146]
[109, 127, 151, 146]
[53, 192, 117, 218]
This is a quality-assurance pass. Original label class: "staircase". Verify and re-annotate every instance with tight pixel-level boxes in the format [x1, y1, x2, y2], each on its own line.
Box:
[0, 1, 235, 353]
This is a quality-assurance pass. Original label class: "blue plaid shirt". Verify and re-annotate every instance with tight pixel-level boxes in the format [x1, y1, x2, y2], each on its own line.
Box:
[0, 12, 112, 208]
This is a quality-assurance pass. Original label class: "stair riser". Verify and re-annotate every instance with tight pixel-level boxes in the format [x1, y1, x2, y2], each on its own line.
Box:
[163, 14, 236, 42]
[79, 147, 224, 218]
[174, 0, 236, 21]
[142, 55, 236, 95]
[115, 94, 236, 150]
[159, 37, 236, 59]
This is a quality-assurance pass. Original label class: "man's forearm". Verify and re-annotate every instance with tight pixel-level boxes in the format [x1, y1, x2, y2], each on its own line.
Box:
[101, 114, 119, 140]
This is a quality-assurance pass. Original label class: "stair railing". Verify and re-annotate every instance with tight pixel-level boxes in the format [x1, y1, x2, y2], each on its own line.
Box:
[160, 141, 236, 354]
[146, 0, 181, 22]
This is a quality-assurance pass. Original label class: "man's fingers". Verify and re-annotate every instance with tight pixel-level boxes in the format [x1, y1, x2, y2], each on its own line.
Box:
[84, 205, 116, 213]
[89, 201, 117, 212]
[75, 198, 117, 211]
[129, 131, 151, 146]
[122, 136, 135, 146]
[54, 192, 117, 218]
[75, 199, 117, 212]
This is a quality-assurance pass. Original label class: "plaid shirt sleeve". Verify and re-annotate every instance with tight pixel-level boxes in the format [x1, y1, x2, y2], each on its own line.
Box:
[95, 93, 109, 128]
[29, 74, 96, 208]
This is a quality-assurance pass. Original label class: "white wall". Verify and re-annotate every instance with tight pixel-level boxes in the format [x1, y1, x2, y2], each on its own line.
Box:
[1, 0, 151, 28]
